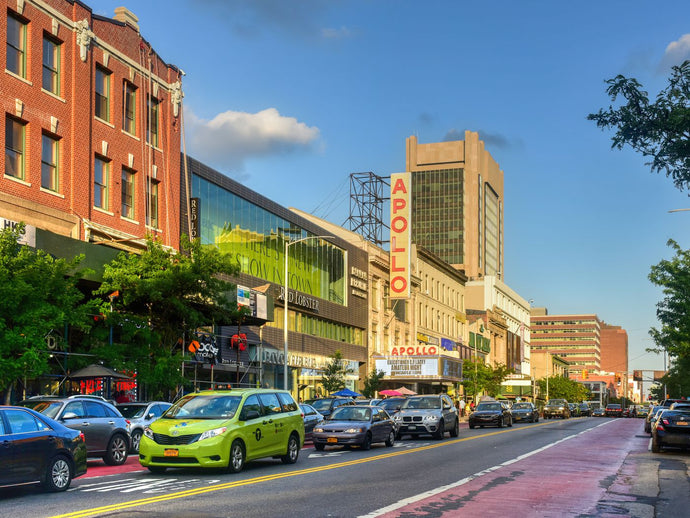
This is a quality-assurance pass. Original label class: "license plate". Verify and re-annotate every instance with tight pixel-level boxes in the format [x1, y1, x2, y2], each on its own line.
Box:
[327, 437, 338, 443]
[164, 449, 179, 457]
[676, 421, 688, 426]
[408, 425, 416, 430]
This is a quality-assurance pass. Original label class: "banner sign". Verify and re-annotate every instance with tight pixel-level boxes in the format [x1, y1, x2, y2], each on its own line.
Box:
[389, 172, 410, 299]
[375, 357, 439, 378]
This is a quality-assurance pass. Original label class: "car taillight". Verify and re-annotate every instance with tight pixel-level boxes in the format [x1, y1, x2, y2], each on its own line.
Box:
[662, 418, 671, 425]
[657, 424, 665, 431]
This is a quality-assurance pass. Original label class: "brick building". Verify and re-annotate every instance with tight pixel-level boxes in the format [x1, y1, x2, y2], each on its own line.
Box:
[2, 1, 182, 252]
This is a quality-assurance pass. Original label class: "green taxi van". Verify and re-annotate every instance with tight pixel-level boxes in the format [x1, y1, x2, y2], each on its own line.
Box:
[139, 389, 304, 473]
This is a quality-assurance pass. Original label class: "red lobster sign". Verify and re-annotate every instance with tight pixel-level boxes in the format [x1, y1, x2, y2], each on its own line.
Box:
[231, 333, 248, 351]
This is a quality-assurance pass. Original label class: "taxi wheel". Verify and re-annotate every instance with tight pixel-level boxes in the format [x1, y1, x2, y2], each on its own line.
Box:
[228, 439, 246, 473]
[42, 455, 72, 492]
[281, 433, 300, 464]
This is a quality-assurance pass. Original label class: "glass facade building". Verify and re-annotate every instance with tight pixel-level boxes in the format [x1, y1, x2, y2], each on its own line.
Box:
[184, 156, 368, 397]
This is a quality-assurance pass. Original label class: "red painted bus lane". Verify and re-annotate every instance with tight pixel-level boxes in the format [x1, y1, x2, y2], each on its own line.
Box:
[84, 456, 145, 478]
[370, 419, 649, 517]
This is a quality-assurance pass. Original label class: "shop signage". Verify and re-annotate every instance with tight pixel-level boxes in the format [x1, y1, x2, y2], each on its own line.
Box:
[350, 266, 368, 299]
[389, 172, 410, 299]
[416, 332, 439, 345]
[390, 345, 438, 356]
[278, 287, 320, 312]
[189, 198, 200, 239]
[375, 357, 438, 378]
[1, 218, 35, 247]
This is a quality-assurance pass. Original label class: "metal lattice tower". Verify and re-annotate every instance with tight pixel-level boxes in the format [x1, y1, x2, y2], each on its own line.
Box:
[347, 172, 389, 247]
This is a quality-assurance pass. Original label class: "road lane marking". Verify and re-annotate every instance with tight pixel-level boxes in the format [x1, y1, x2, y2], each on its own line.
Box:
[53, 420, 611, 518]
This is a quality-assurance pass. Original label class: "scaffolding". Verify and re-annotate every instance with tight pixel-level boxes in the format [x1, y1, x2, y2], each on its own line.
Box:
[347, 172, 390, 247]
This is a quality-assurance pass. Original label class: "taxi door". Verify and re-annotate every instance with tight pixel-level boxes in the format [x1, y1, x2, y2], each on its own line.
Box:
[257, 393, 286, 454]
[238, 395, 275, 459]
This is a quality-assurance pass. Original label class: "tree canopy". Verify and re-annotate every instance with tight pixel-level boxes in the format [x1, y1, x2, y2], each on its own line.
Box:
[588, 60, 690, 191]
[538, 375, 590, 403]
[87, 236, 241, 399]
[461, 359, 512, 399]
[320, 350, 354, 394]
[0, 224, 96, 403]
[648, 239, 690, 359]
[361, 368, 386, 398]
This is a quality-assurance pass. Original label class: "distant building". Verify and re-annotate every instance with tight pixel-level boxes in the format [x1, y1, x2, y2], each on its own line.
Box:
[406, 131, 503, 279]
[530, 312, 601, 378]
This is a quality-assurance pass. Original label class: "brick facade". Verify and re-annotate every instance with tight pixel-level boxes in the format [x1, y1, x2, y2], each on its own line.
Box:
[1, 1, 182, 251]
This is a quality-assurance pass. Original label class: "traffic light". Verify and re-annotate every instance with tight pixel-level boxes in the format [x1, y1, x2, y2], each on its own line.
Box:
[582, 369, 588, 379]
[615, 374, 621, 384]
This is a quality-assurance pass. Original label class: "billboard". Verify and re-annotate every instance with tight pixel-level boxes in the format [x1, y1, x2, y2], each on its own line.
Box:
[389, 172, 411, 299]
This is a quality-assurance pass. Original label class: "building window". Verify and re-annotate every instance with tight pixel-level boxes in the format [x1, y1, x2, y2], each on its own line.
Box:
[146, 179, 159, 228]
[121, 167, 135, 219]
[146, 96, 160, 147]
[42, 36, 60, 95]
[95, 66, 111, 122]
[7, 14, 27, 78]
[41, 133, 59, 191]
[94, 156, 109, 209]
[123, 82, 136, 135]
[5, 116, 25, 179]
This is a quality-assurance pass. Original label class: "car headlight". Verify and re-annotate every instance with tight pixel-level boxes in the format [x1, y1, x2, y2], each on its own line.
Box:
[344, 427, 363, 434]
[423, 414, 440, 423]
[196, 426, 227, 442]
[144, 427, 153, 440]
[314, 427, 324, 433]
[394, 414, 402, 422]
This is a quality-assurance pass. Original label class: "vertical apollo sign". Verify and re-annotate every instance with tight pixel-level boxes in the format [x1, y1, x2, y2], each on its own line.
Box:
[390, 172, 411, 298]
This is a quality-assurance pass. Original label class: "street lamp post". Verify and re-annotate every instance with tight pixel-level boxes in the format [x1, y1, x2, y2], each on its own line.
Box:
[283, 235, 333, 391]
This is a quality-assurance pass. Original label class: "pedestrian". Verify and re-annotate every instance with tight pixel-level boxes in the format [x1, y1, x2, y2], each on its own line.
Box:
[458, 398, 466, 417]
[469, 400, 475, 412]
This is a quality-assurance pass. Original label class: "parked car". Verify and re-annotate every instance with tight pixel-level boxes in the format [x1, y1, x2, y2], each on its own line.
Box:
[0, 406, 87, 492]
[651, 408, 690, 453]
[376, 397, 407, 417]
[354, 398, 381, 406]
[299, 403, 324, 442]
[569, 403, 581, 417]
[394, 394, 459, 439]
[510, 402, 539, 423]
[543, 399, 570, 419]
[469, 401, 513, 428]
[20, 396, 131, 465]
[647, 407, 667, 434]
[605, 404, 623, 417]
[592, 407, 606, 417]
[139, 389, 304, 473]
[312, 405, 396, 450]
[645, 405, 663, 432]
[117, 401, 172, 453]
[303, 397, 355, 419]
[578, 402, 591, 416]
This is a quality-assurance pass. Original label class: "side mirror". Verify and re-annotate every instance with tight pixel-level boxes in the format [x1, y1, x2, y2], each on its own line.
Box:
[62, 412, 78, 420]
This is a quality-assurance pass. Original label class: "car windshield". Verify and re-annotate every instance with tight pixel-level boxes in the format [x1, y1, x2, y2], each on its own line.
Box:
[163, 395, 241, 419]
[547, 399, 566, 405]
[402, 397, 441, 410]
[330, 406, 370, 421]
[305, 399, 337, 412]
[378, 398, 405, 410]
[512, 403, 531, 409]
[607, 404, 622, 409]
[117, 404, 147, 418]
[21, 400, 62, 419]
[476, 403, 502, 411]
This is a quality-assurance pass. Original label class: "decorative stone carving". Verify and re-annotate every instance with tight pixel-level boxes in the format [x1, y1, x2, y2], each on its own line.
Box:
[51, 116, 58, 134]
[75, 19, 94, 62]
[171, 80, 184, 118]
[15, 99, 23, 118]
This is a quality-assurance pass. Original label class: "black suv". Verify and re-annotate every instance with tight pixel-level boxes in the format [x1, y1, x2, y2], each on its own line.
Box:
[303, 397, 355, 419]
[21, 396, 131, 465]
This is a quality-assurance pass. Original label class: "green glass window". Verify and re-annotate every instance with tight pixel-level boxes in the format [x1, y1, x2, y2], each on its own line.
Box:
[41, 134, 59, 191]
[5, 116, 25, 179]
[42, 36, 60, 95]
[95, 66, 110, 121]
[94, 157, 109, 209]
[7, 14, 26, 78]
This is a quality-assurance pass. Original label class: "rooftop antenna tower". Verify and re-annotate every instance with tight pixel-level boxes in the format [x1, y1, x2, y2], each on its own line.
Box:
[347, 172, 389, 247]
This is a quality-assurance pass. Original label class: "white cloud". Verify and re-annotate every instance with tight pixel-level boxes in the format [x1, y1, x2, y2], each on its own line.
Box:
[185, 108, 320, 173]
[660, 34, 690, 71]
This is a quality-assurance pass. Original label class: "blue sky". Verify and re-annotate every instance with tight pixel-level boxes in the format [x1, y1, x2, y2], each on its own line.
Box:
[95, 1, 690, 374]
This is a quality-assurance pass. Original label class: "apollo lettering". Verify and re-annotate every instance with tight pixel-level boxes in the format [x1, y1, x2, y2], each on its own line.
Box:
[390, 346, 438, 356]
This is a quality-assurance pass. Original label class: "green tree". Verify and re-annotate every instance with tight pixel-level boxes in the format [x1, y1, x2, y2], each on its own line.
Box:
[461, 359, 513, 400]
[0, 223, 96, 403]
[588, 61, 690, 191]
[88, 235, 241, 399]
[320, 350, 354, 394]
[648, 239, 690, 359]
[361, 368, 386, 398]
[649, 355, 690, 400]
[538, 376, 590, 402]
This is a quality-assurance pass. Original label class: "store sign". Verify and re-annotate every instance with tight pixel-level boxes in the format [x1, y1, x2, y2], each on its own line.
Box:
[350, 266, 368, 299]
[389, 172, 410, 299]
[189, 198, 200, 239]
[375, 357, 438, 378]
[391, 345, 438, 356]
[1, 218, 35, 247]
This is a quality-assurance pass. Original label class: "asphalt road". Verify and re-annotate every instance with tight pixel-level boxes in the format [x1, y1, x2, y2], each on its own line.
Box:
[1, 417, 686, 517]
